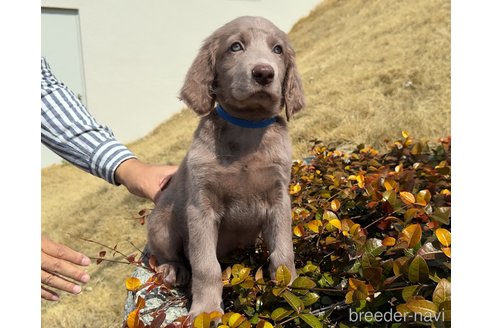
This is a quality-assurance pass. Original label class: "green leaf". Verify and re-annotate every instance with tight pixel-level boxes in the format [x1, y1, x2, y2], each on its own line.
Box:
[362, 267, 383, 289]
[403, 208, 420, 223]
[271, 307, 294, 322]
[301, 262, 318, 274]
[402, 285, 421, 302]
[299, 313, 323, 328]
[292, 276, 316, 294]
[282, 290, 305, 313]
[255, 320, 274, 328]
[382, 190, 397, 206]
[302, 292, 320, 306]
[272, 286, 287, 297]
[439, 300, 451, 322]
[276, 265, 292, 287]
[361, 253, 379, 269]
[322, 210, 338, 221]
[431, 207, 451, 225]
[406, 298, 438, 315]
[365, 238, 386, 256]
[408, 255, 429, 283]
[432, 278, 451, 305]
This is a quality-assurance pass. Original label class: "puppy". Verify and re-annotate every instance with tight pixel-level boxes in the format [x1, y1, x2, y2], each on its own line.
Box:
[147, 16, 304, 317]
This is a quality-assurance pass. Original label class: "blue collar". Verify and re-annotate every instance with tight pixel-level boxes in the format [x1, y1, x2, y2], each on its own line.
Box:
[215, 105, 278, 128]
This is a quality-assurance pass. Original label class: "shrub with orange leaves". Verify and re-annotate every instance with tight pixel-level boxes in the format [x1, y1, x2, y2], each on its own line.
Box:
[122, 132, 451, 328]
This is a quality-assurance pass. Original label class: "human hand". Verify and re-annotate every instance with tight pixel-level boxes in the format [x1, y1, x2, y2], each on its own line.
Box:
[41, 236, 91, 301]
[115, 159, 178, 203]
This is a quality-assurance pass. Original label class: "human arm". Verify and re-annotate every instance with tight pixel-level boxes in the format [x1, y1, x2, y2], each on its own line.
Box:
[41, 57, 136, 184]
[40, 57, 177, 300]
[41, 57, 177, 196]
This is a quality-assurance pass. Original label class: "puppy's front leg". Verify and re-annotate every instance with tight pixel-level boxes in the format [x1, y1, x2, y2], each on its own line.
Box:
[264, 192, 296, 282]
[186, 204, 223, 318]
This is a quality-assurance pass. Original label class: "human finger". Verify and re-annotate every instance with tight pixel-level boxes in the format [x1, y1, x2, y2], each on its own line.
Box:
[41, 251, 90, 284]
[41, 236, 91, 266]
[41, 286, 60, 301]
[41, 269, 83, 295]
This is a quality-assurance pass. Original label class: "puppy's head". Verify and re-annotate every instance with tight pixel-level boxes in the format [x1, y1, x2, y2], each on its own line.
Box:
[179, 16, 304, 121]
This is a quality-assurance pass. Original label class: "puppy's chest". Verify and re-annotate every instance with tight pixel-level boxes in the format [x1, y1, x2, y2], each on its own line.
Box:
[213, 153, 289, 197]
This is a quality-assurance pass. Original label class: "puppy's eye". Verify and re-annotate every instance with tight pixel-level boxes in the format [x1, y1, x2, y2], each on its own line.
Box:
[230, 42, 243, 52]
[273, 45, 283, 54]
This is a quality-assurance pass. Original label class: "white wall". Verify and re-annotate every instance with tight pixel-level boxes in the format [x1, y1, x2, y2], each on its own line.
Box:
[41, 0, 321, 166]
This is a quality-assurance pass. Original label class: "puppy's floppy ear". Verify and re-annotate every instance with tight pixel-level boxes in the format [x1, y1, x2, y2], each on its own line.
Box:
[282, 45, 305, 121]
[179, 36, 218, 116]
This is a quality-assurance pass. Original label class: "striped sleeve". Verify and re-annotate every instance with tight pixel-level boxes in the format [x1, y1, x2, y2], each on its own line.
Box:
[41, 57, 136, 185]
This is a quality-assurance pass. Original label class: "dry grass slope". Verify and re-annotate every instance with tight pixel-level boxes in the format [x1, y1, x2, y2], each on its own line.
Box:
[288, 0, 450, 156]
[41, 1, 450, 326]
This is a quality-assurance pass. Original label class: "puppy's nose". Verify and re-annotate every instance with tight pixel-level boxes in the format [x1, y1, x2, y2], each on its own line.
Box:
[252, 64, 274, 86]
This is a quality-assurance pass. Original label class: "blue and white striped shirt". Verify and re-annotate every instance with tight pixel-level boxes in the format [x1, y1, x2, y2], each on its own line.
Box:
[41, 57, 136, 185]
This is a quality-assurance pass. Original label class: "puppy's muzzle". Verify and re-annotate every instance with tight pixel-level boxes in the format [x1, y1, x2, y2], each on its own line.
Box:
[252, 64, 274, 86]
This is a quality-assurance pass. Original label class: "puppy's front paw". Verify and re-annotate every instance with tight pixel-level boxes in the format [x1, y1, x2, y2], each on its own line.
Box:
[156, 262, 190, 287]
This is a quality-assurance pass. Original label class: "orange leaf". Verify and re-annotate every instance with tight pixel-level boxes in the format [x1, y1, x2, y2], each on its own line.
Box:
[228, 313, 246, 327]
[441, 247, 451, 258]
[125, 277, 142, 292]
[306, 220, 322, 233]
[127, 309, 144, 328]
[435, 228, 451, 247]
[256, 320, 274, 328]
[193, 312, 211, 328]
[440, 189, 451, 196]
[293, 225, 304, 237]
[400, 191, 416, 205]
[383, 180, 395, 191]
[135, 296, 145, 310]
[209, 311, 223, 321]
[329, 218, 342, 231]
[382, 236, 396, 246]
[330, 199, 341, 211]
[222, 266, 232, 284]
[325, 236, 337, 244]
[289, 183, 301, 195]
[356, 174, 365, 188]
[416, 189, 431, 206]
[400, 224, 422, 248]
[349, 223, 361, 236]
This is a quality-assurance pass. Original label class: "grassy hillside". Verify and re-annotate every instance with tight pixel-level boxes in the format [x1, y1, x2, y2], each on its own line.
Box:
[41, 0, 450, 326]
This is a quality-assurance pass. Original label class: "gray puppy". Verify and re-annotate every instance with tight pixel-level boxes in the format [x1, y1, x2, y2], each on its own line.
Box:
[147, 16, 304, 317]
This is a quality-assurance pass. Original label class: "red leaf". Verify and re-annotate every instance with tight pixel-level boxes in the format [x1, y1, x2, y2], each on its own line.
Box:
[150, 310, 167, 328]
[126, 254, 137, 263]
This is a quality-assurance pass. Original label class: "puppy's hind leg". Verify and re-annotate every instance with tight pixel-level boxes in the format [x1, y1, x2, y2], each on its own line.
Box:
[147, 208, 190, 287]
[155, 261, 190, 287]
